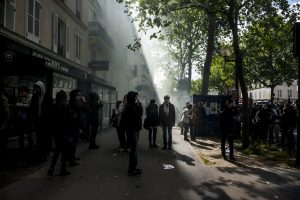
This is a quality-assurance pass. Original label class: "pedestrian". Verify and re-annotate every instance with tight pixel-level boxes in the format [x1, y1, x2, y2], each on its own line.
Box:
[145, 99, 159, 149]
[88, 92, 103, 149]
[219, 99, 235, 160]
[196, 102, 206, 136]
[15, 85, 33, 150]
[159, 95, 175, 150]
[189, 104, 198, 141]
[0, 84, 10, 151]
[48, 90, 70, 176]
[67, 89, 83, 166]
[29, 81, 53, 161]
[280, 105, 297, 153]
[180, 103, 190, 141]
[120, 91, 143, 176]
[110, 100, 126, 152]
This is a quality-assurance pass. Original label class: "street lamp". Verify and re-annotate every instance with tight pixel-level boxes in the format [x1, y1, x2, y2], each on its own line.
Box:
[220, 47, 239, 105]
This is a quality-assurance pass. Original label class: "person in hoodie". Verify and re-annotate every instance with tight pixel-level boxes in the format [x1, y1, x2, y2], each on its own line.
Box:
[120, 91, 143, 176]
[30, 81, 53, 161]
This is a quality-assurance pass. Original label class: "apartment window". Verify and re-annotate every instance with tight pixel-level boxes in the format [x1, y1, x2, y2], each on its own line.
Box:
[26, 0, 41, 42]
[277, 89, 282, 98]
[0, 0, 16, 31]
[76, 0, 81, 20]
[288, 90, 292, 98]
[75, 34, 81, 63]
[52, 13, 70, 58]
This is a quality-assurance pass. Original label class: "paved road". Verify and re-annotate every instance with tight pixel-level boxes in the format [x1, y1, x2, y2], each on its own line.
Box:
[0, 127, 299, 200]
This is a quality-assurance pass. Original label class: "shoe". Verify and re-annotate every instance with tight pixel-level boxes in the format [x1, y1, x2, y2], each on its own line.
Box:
[128, 170, 143, 177]
[152, 144, 159, 148]
[47, 168, 54, 176]
[168, 147, 172, 150]
[59, 170, 71, 176]
[148, 144, 153, 149]
[162, 146, 167, 150]
[89, 144, 100, 149]
[184, 138, 189, 141]
[222, 155, 228, 160]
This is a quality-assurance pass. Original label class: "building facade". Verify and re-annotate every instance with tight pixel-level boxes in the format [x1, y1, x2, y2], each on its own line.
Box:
[248, 80, 298, 105]
[0, 0, 156, 128]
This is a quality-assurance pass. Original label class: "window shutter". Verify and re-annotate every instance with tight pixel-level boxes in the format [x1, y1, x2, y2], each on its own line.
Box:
[66, 24, 70, 58]
[52, 13, 58, 53]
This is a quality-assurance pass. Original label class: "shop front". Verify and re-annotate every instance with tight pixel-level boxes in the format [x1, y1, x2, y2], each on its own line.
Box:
[0, 31, 89, 138]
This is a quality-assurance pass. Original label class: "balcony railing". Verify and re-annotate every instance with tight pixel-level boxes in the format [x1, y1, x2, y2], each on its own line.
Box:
[88, 22, 113, 47]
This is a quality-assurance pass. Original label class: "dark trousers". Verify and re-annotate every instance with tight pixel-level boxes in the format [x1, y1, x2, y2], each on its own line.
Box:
[128, 131, 139, 172]
[49, 138, 68, 172]
[89, 122, 99, 146]
[148, 128, 157, 145]
[221, 134, 234, 158]
[18, 120, 33, 149]
[162, 125, 172, 148]
[182, 122, 189, 139]
[117, 127, 126, 148]
[190, 123, 197, 140]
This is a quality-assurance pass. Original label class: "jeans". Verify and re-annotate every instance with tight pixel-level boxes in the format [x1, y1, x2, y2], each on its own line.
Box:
[162, 125, 172, 148]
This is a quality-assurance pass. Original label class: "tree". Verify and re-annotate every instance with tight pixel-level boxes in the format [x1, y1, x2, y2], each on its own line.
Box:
[243, 15, 297, 98]
[209, 56, 235, 94]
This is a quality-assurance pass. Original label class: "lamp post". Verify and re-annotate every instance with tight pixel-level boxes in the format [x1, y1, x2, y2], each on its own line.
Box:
[220, 47, 239, 105]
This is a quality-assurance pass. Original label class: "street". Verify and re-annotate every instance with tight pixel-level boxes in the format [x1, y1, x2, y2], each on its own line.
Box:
[0, 127, 299, 200]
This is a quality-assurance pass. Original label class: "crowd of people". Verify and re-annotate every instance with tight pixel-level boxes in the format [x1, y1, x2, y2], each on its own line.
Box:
[1, 83, 298, 177]
[0, 82, 103, 176]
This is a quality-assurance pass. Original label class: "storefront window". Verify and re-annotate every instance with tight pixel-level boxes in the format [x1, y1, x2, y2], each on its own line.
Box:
[53, 73, 77, 99]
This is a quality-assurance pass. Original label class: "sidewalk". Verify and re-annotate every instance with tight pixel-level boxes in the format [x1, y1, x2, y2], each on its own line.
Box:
[0, 127, 299, 200]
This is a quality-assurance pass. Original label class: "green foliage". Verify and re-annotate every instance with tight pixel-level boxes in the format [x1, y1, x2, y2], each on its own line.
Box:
[209, 56, 235, 94]
[242, 14, 298, 89]
[191, 79, 202, 95]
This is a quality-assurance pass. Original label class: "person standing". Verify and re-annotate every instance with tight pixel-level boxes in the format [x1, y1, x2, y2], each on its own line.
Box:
[67, 89, 83, 166]
[15, 86, 32, 150]
[196, 102, 206, 136]
[146, 99, 159, 149]
[159, 95, 175, 150]
[88, 92, 103, 149]
[48, 90, 70, 176]
[219, 100, 235, 160]
[120, 91, 143, 176]
[110, 100, 126, 151]
[181, 103, 190, 141]
[29, 81, 53, 161]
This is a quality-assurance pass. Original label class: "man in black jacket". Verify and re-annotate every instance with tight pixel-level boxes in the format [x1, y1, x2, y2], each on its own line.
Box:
[121, 91, 143, 176]
[159, 95, 176, 150]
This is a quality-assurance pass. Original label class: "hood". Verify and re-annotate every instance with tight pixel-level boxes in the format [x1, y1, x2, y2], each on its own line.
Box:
[34, 81, 45, 96]
[127, 91, 138, 104]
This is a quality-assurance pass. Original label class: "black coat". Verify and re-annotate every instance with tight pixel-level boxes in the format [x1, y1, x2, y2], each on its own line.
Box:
[219, 107, 234, 135]
[159, 103, 175, 127]
[146, 103, 159, 127]
[121, 102, 143, 132]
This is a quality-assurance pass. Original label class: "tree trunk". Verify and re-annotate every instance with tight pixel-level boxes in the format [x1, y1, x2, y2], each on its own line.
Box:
[228, 8, 250, 149]
[201, 1, 216, 95]
[187, 36, 193, 93]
